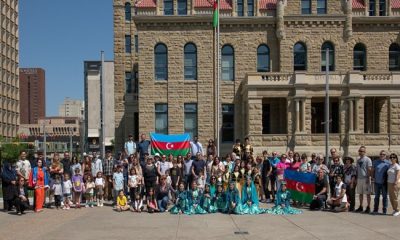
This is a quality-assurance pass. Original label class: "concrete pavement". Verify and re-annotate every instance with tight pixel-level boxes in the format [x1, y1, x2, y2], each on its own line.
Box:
[0, 203, 399, 240]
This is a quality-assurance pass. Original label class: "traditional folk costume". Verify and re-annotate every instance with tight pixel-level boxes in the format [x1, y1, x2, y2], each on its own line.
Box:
[226, 184, 243, 214]
[29, 166, 49, 212]
[188, 188, 207, 214]
[241, 178, 266, 214]
[170, 190, 191, 215]
[266, 182, 302, 215]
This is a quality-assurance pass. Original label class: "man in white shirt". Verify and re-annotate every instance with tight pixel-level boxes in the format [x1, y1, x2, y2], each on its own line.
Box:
[16, 150, 31, 180]
[190, 136, 203, 158]
[91, 151, 103, 177]
[125, 134, 137, 157]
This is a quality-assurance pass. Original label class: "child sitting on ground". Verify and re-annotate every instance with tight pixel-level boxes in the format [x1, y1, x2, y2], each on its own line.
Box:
[116, 190, 130, 212]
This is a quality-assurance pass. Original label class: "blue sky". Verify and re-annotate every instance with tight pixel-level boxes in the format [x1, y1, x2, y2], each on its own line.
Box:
[19, 0, 113, 116]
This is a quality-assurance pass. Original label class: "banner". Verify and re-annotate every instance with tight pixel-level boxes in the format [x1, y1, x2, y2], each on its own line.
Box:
[284, 169, 316, 204]
[150, 133, 190, 157]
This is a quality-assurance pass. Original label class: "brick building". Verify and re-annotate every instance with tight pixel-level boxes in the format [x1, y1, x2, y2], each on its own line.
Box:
[0, 0, 19, 138]
[19, 68, 46, 124]
[114, 0, 400, 156]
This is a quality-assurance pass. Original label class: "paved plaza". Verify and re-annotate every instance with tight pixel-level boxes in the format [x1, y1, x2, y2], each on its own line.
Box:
[1, 202, 400, 240]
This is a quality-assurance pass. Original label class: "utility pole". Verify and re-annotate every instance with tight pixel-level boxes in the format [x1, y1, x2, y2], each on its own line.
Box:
[325, 48, 330, 165]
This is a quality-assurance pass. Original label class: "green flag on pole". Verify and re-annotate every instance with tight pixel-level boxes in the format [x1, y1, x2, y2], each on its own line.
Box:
[213, 0, 219, 28]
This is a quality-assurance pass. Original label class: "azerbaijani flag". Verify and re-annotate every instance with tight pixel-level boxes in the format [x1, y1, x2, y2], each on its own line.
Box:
[150, 133, 190, 157]
[284, 170, 316, 204]
[213, 0, 219, 28]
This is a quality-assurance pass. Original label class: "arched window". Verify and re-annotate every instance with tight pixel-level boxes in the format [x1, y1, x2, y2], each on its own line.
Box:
[237, 0, 244, 16]
[164, 0, 174, 15]
[155, 43, 168, 80]
[294, 42, 307, 71]
[184, 43, 197, 80]
[222, 45, 234, 81]
[389, 43, 400, 71]
[178, 0, 187, 15]
[125, 2, 131, 21]
[353, 43, 366, 71]
[248, 0, 254, 16]
[257, 44, 270, 72]
[321, 42, 335, 71]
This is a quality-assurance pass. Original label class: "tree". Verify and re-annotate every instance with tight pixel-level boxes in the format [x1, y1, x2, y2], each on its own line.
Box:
[1, 143, 28, 164]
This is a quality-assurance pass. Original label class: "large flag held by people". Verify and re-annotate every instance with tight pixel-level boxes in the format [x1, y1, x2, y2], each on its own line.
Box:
[284, 170, 316, 204]
[150, 133, 191, 157]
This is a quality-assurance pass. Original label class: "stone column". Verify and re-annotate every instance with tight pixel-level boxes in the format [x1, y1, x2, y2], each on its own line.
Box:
[301, 99, 306, 132]
[295, 99, 300, 133]
[390, 98, 400, 134]
[379, 97, 389, 134]
[354, 97, 363, 132]
[348, 98, 354, 132]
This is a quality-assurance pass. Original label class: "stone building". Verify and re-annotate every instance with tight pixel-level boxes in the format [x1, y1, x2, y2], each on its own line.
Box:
[0, 0, 19, 139]
[114, 0, 400, 157]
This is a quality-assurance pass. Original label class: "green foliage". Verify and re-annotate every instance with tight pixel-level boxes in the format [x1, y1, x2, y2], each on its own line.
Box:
[1, 143, 28, 163]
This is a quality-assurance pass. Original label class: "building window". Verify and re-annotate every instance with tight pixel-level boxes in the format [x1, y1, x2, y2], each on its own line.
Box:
[154, 43, 168, 80]
[125, 35, 131, 53]
[222, 104, 234, 142]
[184, 43, 197, 80]
[237, 0, 244, 16]
[379, 0, 386, 16]
[294, 42, 307, 71]
[184, 103, 197, 139]
[125, 2, 131, 21]
[369, 0, 376, 16]
[262, 98, 287, 134]
[317, 0, 327, 14]
[134, 34, 138, 53]
[125, 72, 132, 94]
[311, 98, 339, 134]
[164, 0, 174, 15]
[257, 44, 270, 72]
[222, 45, 235, 81]
[353, 43, 366, 71]
[301, 0, 311, 14]
[178, 0, 187, 15]
[247, 0, 254, 16]
[155, 104, 168, 134]
[321, 42, 335, 71]
[389, 43, 400, 71]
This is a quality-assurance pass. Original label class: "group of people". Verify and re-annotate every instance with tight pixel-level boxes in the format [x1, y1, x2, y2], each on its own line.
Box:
[1, 134, 399, 218]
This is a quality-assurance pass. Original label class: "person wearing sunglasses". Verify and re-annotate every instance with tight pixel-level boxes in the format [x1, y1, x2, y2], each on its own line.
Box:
[387, 153, 400, 216]
[355, 146, 372, 214]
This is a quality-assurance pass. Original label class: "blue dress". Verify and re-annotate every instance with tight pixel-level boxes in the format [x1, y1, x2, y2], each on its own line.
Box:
[266, 189, 302, 215]
[225, 188, 243, 214]
[188, 189, 207, 214]
[215, 191, 227, 213]
[241, 182, 266, 214]
[200, 191, 217, 213]
[170, 190, 191, 215]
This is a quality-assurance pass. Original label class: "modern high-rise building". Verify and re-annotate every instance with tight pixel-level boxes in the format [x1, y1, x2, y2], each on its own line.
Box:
[59, 97, 84, 119]
[1, 0, 19, 138]
[114, 0, 400, 156]
[19, 68, 46, 124]
[84, 60, 115, 153]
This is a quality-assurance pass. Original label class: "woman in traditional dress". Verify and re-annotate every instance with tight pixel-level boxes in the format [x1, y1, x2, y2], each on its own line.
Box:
[266, 181, 302, 215]
[215, 183, 227, 213]
[241, 176, 266, 214]
[29, 159, 49, 212]
[231, 165, 243, 198]
[200, 184, 217, 213]
[1, 162, 17, 211]
[170, 182, 190, 214]
[226, 182, 243, 214]
[188, 181, 207, 214]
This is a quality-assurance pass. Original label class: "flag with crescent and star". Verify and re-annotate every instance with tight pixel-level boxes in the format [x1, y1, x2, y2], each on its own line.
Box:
[284, 169, 316, 204]
[150, 133, 191, 157]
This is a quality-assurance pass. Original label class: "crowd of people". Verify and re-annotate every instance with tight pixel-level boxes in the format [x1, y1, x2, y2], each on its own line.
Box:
[1, 133, 400, 217]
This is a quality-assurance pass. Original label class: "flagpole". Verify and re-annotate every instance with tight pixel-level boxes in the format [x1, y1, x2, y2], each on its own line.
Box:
[216, 0, 220, 157]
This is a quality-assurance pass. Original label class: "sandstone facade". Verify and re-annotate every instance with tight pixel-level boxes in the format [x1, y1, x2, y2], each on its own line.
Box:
[114, 0, 400, 157]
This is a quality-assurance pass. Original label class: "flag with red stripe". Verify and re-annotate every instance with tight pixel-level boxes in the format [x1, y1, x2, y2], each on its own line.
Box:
[150, 133, 190, 157]
[284, 169, 316, 204]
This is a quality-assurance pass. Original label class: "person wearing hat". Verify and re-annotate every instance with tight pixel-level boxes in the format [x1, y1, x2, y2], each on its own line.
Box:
[241, 175, 266, 214]
[343, 156, 357, 211]
[266, 181, 302, 215]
